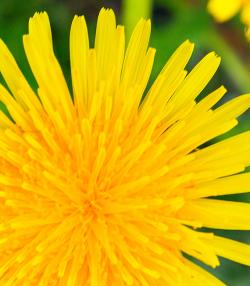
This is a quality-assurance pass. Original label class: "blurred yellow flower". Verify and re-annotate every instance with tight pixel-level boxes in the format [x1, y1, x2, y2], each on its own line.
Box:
[0, 8, 250, 285]
[208, 0, 250, 38]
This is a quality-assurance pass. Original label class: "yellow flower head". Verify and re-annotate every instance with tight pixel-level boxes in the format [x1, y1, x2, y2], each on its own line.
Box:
[208, 0, 250, 38]
[0, 8, 250, 285]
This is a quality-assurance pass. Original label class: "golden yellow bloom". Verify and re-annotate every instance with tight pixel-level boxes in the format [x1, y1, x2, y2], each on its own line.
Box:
[208, 0, 250, 38]
[0, 8, 250, 285]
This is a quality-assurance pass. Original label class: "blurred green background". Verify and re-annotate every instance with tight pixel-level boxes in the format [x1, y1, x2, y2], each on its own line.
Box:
[0, 0, 250, 284]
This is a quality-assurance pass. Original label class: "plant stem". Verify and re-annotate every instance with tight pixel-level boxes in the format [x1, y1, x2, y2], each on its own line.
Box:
[122, 0, 153, 37]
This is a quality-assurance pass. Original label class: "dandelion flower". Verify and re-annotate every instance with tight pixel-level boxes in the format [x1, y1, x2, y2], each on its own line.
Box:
[208, 0, 250, 39]
[0, 8, 250, 286]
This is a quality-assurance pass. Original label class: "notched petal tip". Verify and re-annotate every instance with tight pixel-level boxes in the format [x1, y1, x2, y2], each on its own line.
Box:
[31, 11, 49, 18]
[98, 7, 116, 22]
[183, 39, 195, 48]
[28, 11, 51, 39]
[218, 85, 227, 93]
[179, 39, 195, 59]
[29, 11, 49, 26]
[71, 15, 88, 33]
[208, 51, 221, 61]
[201, 52, 221, 73]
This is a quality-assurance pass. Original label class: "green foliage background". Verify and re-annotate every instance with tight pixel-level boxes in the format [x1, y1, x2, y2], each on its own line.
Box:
[0, 0, 250, 284]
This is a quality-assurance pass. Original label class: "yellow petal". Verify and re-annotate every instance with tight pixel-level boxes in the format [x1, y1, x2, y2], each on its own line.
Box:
[179, 226, 219, 268]
[0, 39, 41, 112]
[70, 15, 89, 116]
[140, 40, 193, 124]
[167, 52, 220, 119]
[241, 3, 250, 25]
[187, 93, 250, 142]
[208, 0, 241, 22]
[120, 18, 154, 113]
[0, 84, 32, 130]
[188, 131, 250, 181]
[23, 12, 74, 124]
[207, 235, 250, 266]
[182, 259, 225, 286]
[95, 8, 124, 83]
[179, 199, 250, 230]
[189, 173, 250, 199]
